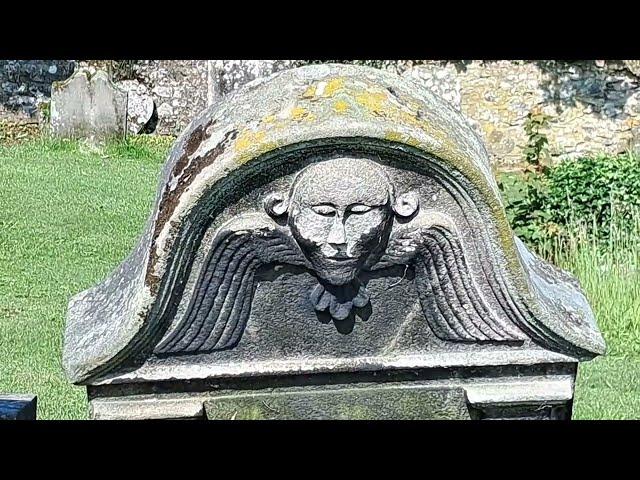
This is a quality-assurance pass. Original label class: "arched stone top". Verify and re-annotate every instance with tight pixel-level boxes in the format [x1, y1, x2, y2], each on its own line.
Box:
[63, 64, 605, 385]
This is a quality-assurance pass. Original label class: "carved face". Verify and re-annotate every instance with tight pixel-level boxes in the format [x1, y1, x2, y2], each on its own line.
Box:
[287, 158, 395, 285]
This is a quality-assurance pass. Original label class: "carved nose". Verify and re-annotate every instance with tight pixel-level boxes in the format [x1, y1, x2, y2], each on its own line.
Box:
[327, 217, 347, 248]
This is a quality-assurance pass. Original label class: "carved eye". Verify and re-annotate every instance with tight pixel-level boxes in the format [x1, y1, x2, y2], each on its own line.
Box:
[311, 204, 336, 216]
[349, 204, 372, 214]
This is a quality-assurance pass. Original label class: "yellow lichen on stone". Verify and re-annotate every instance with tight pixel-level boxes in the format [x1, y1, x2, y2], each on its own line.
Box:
[290, 106, 311, 121]
[354, 89, 435, 141]
[262, 114, 277, 124]
[384, 131, 404, 143]
[262, 106, 316, 131]
[323, 77, 346, 97]
[355, 91, 390, 117]
[302, 84, 317, 99]
[384, 131, 422, 148]
[333, 100, 350, 114]
[234, 139, 282, 166]
[626, 117, 640, 128]
[234, 129, 267, 155]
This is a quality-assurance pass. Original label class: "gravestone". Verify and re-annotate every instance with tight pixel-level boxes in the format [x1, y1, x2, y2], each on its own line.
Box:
[50, 69, 127, 141]
[63, 64, 605, 420]
[0, 394, 37, 420]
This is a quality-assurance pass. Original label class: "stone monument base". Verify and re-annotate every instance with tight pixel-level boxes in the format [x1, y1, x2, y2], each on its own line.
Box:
[86, 363, 576, 420]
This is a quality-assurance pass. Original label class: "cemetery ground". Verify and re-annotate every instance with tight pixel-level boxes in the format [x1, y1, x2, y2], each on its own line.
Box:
[1, 136, 639, 420]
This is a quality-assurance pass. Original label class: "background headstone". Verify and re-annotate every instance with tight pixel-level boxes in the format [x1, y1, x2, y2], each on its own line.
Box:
[118, 79, 155, 134]
[50, 69, 127, 141]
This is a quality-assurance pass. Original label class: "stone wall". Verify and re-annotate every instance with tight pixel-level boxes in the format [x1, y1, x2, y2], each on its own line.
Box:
[403, 60, 640, 167]
[2, 60, 639, 168]
[0, 60, 76, 121]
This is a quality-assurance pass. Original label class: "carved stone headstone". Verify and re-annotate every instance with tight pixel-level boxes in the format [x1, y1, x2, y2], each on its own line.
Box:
[51, 69, 127, 141]
[63, 64, 605, 420]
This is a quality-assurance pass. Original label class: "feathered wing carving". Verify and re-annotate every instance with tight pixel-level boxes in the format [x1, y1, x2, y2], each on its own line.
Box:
[414, 226, 526, 342]
[378, 214, 527, 343]
[154, 214, 307, 355]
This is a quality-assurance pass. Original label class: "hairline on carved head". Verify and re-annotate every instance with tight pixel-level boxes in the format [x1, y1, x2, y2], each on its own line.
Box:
[288, 157, 397, 210]
[264, 157, 419, 221]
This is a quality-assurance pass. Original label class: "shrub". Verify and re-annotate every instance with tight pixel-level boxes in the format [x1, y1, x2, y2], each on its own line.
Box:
[499, 151, 640, 251]
[546, 153, 640, 239]
[498, 111, 558, 247]
[499, 169, 555, 246]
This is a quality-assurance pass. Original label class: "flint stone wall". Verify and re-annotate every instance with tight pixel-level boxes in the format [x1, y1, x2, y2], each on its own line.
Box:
[405, 60, 640, 166]
[3, 60, 639, 167]
[0, 60, 76, 121]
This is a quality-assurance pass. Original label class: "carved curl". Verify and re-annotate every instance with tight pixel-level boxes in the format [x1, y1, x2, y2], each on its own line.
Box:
[263, 192, 288, 218]
[392, 191, 419, 218]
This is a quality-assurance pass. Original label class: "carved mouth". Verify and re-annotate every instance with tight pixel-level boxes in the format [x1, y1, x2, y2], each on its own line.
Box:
[324, 256, 356, 263]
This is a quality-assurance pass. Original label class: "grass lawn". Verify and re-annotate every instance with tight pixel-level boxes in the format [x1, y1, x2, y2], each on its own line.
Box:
[1, 137, 638, 419]
[0, 138, 170, 419]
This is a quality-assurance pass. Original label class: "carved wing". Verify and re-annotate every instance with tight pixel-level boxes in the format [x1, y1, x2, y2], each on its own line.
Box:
[154, 214, 307, 355]
[379, 216, 527, 343]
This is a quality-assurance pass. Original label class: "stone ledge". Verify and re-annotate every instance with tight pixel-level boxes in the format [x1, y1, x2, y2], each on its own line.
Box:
[89, 373, 574, 420]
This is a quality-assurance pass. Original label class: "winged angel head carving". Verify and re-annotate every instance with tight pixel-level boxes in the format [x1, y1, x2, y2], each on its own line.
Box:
[155, 156, 526, 356]
[64, 65, 605, 387]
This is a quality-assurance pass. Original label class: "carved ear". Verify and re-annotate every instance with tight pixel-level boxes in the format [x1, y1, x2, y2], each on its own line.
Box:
[393, 191, 419, 218]
[264, 192, 289, 218]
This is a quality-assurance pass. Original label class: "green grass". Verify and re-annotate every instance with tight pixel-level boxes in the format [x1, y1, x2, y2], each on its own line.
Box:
[574, 357, 640, 419]
[0, 136, 170, 419]
[540, 214, 640, 419]
[1, 136, 638, 419]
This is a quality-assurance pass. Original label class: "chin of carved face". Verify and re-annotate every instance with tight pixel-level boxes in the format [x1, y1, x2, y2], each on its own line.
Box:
[290, 204, 392, 285]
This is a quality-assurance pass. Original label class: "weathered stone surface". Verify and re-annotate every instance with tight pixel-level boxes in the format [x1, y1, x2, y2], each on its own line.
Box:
[0, 394, 37, 420]
[50, 69, 127, 141]
[63, 64, 604, 419]
[87, 364, 575, 419]
[204, 385, 471, 420]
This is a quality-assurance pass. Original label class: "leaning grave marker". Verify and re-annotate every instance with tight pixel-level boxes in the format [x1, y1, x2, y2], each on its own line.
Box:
[63, 64, 605, 420]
